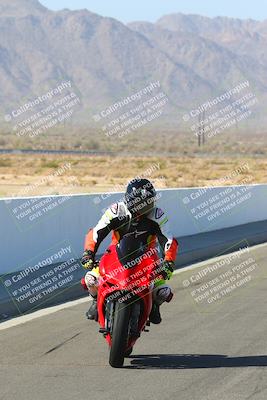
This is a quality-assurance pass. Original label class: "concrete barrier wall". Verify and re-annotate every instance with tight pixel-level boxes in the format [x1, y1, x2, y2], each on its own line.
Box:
[0, 184, 267, 319]
[1, 184, 267, 272]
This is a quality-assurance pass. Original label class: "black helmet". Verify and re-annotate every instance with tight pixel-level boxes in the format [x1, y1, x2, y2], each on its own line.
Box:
[125, 178, 156, 217]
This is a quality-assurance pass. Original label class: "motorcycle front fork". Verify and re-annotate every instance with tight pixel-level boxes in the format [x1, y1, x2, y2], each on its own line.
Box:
[99, 300, 141, 338]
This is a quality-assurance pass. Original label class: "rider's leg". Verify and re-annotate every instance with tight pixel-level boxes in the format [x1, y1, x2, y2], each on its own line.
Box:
[83, 268, 100, 320]
[149, 279, 173, 324]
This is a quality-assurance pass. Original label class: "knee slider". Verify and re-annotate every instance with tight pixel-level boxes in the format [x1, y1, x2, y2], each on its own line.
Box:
[84, 271, 99, 289]
[153, 284, 173, 305]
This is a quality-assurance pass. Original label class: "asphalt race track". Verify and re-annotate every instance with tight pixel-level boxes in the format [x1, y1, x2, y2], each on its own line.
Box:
[1, 243, 267, 400]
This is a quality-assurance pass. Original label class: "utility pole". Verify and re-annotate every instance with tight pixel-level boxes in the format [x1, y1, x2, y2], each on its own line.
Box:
[202, 110, 205, 145]
[198, 111, 205, 147]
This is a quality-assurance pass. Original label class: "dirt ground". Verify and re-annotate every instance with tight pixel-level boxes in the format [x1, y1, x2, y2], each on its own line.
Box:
[0, 154, 265, 198]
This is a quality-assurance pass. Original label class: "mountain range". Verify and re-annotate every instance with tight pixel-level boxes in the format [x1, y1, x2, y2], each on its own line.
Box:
[0, 0, 266, 129]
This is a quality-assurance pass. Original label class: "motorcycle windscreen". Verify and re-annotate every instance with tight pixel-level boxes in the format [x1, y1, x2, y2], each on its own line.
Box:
[116, 235, 149, 267]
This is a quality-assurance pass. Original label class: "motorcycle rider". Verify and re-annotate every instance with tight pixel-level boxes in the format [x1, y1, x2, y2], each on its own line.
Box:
[81, 178, 178, 324]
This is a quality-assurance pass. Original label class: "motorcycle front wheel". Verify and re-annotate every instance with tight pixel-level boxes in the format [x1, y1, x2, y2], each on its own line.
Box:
[109, 301, 131, 368]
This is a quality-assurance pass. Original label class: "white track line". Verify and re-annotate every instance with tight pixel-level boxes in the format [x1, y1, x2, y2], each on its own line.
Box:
[1, 241, 266, 331]
[0, 297, 89, 331]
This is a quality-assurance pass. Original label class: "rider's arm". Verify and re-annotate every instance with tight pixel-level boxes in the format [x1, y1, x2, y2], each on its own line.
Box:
[84, 202, 129, 258]
[149, 207, 178, 262]
[84, 209, 113, 256]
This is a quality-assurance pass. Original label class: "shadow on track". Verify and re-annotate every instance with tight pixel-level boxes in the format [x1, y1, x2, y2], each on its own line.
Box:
[126, 354, 267, 369]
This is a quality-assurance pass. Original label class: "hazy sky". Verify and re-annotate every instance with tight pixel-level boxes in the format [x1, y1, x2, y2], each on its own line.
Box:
[40, 0, 267, 23]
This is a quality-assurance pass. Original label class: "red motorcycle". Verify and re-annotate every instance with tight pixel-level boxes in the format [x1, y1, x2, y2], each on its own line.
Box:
[96, 236, 161, 368]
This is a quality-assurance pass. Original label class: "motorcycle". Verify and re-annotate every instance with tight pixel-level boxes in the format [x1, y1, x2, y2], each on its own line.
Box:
[95, 236, 162, 368]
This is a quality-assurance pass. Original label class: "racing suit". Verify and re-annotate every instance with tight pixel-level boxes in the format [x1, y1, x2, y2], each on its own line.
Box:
[81, 201, 178, 306]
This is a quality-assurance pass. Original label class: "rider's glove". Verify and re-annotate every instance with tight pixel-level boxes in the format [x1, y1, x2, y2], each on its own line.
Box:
[162, 260, 174, 280]
[81, 250, 95, 270]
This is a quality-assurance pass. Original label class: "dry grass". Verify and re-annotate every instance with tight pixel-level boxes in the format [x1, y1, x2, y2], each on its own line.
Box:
[1, 126, 267, 156]
[0, 154, 265, 198]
